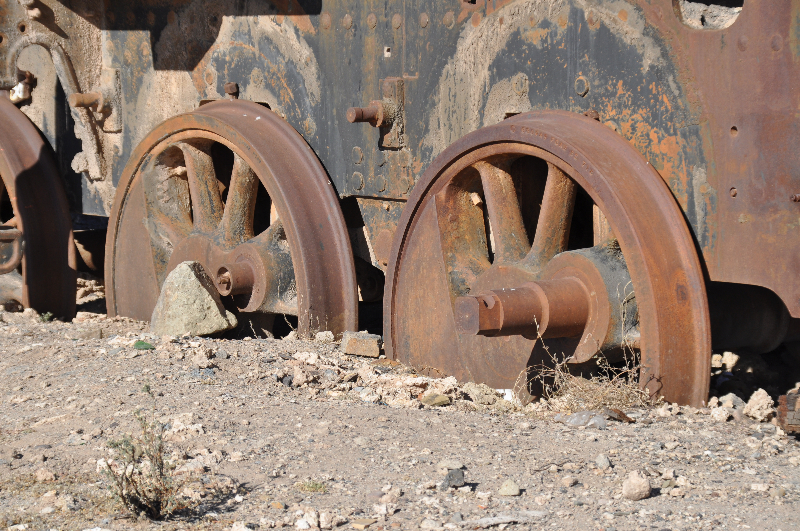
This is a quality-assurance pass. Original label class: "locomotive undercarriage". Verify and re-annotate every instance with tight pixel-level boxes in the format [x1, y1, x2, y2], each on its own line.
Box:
[0, 0, 798, 409]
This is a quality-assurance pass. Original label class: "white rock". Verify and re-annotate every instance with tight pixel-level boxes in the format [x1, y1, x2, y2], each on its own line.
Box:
[710, 407, 731, 422]
[231, 523, 256, 531]
[315, 331, 335, 342]
[303, 510, 319, 528]
[721, 351, 739, 370]
[293, 351, 319, 365]
[319, 512, 332, 529]
[150, 261, 237, 337]
[743, 389, 775, 422]
[498, 479, 521, 496]
[622, 470, 651, 500]
[295, 519, 310, 530]
[420, 519, 440, 529]
[750, 483, 770, 492]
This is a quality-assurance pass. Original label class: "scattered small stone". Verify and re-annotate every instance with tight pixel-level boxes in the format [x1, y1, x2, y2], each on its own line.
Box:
[440, 468, 465, 490]
[420, 392, 451, 407]
[436, 459, 464, 475]
[561, 476, 577, 487]
[271, 501, 286, 510]
[351, 518, 377, 530]
[622, 470, 651, 501]
[149, 261, 237, 337]
[710, 407, 731, 423]
[34, 468, 56, 482]
[750, 483, 769, 492]
[295, 519, 310, 530]
[315, 331, 335, 343]
[232, 523, 257, 531]
[498, 479, 521, 496]
[595, 454, 611, 470]
[743, 388, 775, 422]
[340, 331, 381, 358]
[419, 519, 440, 529]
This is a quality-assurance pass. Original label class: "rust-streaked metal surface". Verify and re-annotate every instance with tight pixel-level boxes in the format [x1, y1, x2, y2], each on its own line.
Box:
[777, 390, 800, 434]
[384, 111, 711, 406]
[0, 96, 75, 319]
[0, 0, 798, 404]
[106, 100, 357, 338]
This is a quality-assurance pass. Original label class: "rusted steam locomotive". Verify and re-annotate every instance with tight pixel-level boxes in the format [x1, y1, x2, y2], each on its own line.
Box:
[0, 0, 797, 407]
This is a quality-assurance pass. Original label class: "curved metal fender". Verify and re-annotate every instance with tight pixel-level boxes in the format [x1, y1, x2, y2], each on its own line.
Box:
[384, 110, 711, 406]
[0, 97, 76, 320]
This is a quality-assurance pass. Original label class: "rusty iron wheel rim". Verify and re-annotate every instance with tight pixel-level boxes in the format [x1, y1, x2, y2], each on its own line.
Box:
[106, 100, 357, 337]
[384, 110, 711, 406]
[0, 97, 76, 319]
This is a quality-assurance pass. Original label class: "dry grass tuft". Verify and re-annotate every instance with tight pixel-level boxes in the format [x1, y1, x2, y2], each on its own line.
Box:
[100, 386, 194, 520]
[534, 353, 658, 413]
[298, 480, 328, 493]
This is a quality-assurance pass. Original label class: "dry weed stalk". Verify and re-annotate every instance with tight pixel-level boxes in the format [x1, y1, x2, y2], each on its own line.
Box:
[101, 385, 193, 519]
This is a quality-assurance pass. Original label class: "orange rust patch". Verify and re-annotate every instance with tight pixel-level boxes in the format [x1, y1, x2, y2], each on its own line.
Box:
[472, 12, 481, 27]
[523, 27, 550, 47]
[618, 10, 628, 22]
[558, 15, 568, 28]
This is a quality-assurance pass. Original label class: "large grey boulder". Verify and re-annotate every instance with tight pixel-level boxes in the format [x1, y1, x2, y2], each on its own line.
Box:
[150, 261, 237, 337]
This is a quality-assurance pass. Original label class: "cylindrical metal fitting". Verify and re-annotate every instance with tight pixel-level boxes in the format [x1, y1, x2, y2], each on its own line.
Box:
[791, 194, 800, 203]
[346, 101, 386, 126]
[216, 261, 255, 296]
[455, 277, 590, 339]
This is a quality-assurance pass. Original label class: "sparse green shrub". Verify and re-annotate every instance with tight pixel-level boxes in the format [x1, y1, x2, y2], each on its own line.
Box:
[100, 388, 193, 519]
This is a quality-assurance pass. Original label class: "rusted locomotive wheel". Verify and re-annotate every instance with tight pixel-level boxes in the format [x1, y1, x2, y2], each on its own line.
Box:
[0, 97, 76, 319]
[385, 111, 712, 406]
[106, 100, 357, 337]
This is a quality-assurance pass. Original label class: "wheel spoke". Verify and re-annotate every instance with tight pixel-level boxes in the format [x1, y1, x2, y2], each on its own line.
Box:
[473, 159, 529, 264]
[593, 205, 615, 245]
[176, 142, 224, 233]
[526, 162, 576, 267]
[219, 153, 258, 245]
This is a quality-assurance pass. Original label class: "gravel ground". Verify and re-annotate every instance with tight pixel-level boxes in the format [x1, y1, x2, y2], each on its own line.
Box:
[0, 309, 798, 531]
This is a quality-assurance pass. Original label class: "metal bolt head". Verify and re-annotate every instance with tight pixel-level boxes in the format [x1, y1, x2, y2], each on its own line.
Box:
[392, 14, 403, 29]
[320, 12, 331, 29]
[443, 11, 455, 28]
[791, 194, 800, 203]
[224, 82, 239, 95]
[575, 76, 589, 97]
[419, 13, 429, 28]
[352, 146, 363, 164]
[342, 14, 353, 29]
[367, 13, 377, 29]
[730, 187, 738, 198]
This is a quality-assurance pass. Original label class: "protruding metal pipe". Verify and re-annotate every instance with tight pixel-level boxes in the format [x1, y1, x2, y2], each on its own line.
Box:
[346, 101, 385, 126]
[216, 261, 255, 297]
[455, 277, 590, 339]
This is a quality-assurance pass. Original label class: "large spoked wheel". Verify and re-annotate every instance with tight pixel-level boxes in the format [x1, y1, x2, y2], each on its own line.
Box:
[0, 97, 75, 319]
[106, 100, 357, 337]
[385, 111, 712, 406]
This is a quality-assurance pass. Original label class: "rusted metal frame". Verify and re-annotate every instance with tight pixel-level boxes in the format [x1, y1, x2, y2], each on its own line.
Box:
[0, 96, 76, 319]
[0, 226, 24, 275]
[385, 111, 711, 406]
[1, 30, 104, 181]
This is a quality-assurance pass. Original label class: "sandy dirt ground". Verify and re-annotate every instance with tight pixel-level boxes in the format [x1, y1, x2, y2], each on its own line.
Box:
[0, 308, 798, 531]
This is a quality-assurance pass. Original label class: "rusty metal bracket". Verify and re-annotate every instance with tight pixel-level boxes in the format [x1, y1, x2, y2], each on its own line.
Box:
[347, 77, 406, 149]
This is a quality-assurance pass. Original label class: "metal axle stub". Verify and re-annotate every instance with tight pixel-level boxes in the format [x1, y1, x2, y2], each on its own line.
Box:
[455, 277, 590, 340]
